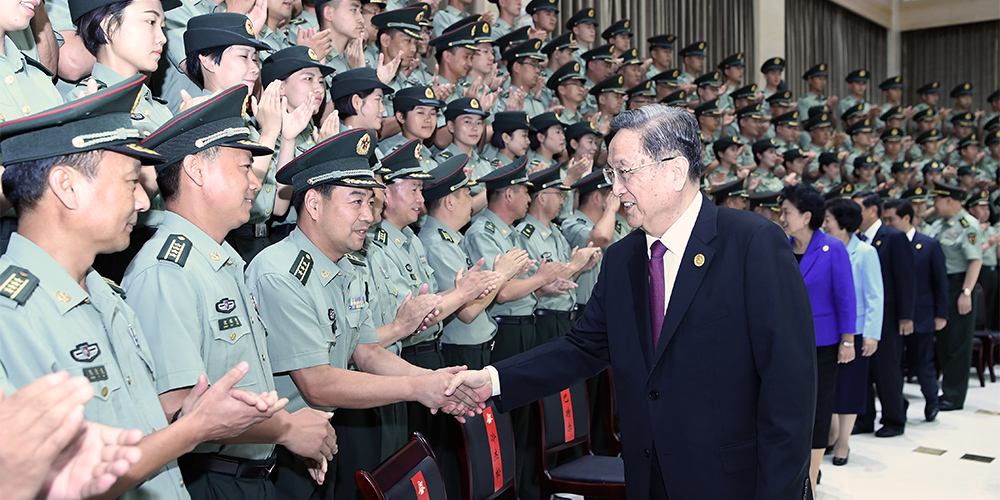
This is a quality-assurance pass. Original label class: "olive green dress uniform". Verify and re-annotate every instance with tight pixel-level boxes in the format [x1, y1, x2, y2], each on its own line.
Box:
[515, 211, 576, 343]
[438, 142, 495, 193]
[433, 5, 465, 37]
[929, 184, 984, 409]
[968, 190, 999, 331]
[561, 211, 599, 304]
[492, 17, 514, 42]
[286, 10, 320, 45]
[161, 0, 220, 114]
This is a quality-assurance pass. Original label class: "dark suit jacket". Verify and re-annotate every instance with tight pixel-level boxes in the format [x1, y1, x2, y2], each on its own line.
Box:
[911, 231, 949, 332]
[796, 230, 857, 346]
[872, 223, 917, 332]
[494, 196, 817, 500]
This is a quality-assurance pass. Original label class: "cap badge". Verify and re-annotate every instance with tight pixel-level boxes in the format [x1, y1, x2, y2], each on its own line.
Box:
[859, 70, 866, 76]
[698, 42, 705, 49]
[774, 58, 780, 64]
[819, 64, 825, 71]
[415, 11, 424, 21]
[357, 134, 371, 155]
[574, 62, 580, 71]
[470, 99, 480, 109]
[483, 24, 489, 33]
[588, 9, 594, 16]
[245, 18, 254, 36]
[624, 21, 630, 28]
[414, 143, 422, 158]
[424, 87, 434, 99]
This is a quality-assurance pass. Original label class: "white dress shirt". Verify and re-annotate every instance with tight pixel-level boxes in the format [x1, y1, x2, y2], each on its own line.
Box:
[906, 227, 916, 242]
[861, 218, 882, 244]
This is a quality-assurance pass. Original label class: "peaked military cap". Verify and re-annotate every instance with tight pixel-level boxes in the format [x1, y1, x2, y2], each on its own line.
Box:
[771, 110, 800, 127]
[878, 76, 902, 90]
[854, 155, 877, 169]
[964, 188, 990, 208]
[589, 74, 627, 96]
[546, 61, 586, 90]
[372, 7, 424, 38]
[660, 89, 687, 106]
[901, 186, 930, 202]
[394, 85, 445, 113]
[717, 52, 745, 70]
[444, 17, 492, 44]
[931, 181, 965, 200]
[184, 13, 269, 56]
[565, 120, 602, 142]
[751, 138, 778, 158]
[824, 183, 855, 200]
[921, 160, 944, 172]
[678, 41, 707, 58]
[749, 190, 781, 211]
[478, 155, 532, 190]
[572, 169, 611, 195]
[423, 154, 475, 202]
[767, 90, 794, 106]
[525, 0, 558, 14]
[565, 8, 596, 30]
[276, 129, 383, 194]
[527, 163, 570, 192]
[912, 107, 936, 122]
[917, 81, 940, 94]
[951, 112, 975, 127]
[72, 0, 180, 22]
[802, 63, 828, 80]
[736, 102, 765, 119]
[915, 128, 942, 144]
[493, 111, 535, 134]
[710, 178, 749, 202]
[713, 135, 743, 155]
[530, 112, 568, 133]
[782, 148, 805, 163]
[443, 97, 489, 121]
[986, 116, 1000, 133]
[627, 79, 655, 98]
[430, 24, 478, 51]
[730, 83, 758, 101]
[840, 103, 867, 122]
[890, 161, 913, 173]
[845, 69, 869, 83]
[261, 45, 334, 87]
[880, 105, 905, 122]
[405, 4, 433, 27]
[846, 118, 874, 135]
[985, 128, 1000, 146]
[693, 71, 723, 88]
[601, 19, 632, 40]
[650, 68, 682, 87]
[494, 27, 530, 53]
[987, 90, 999, 103]
[818, 151, 841, 166]
[647, 34, 676, 49]
[760, 56, 785, 73]
[141, 86, 270, 170]
[328, 67, 394, 101]
[0, 75, 162, 165]
[542, 32, 577, 55]
[694, 99, 722, 117]
[503, 38, 545, 62]
[619, 48, 642, 66]
[958, 133, 979, 149]
[880, 127, 905, 142]
[581, 44, 616, 63]
[380, 139, 434, 181]
[950, 82, 973, 97]
[804, 112, 832, 131]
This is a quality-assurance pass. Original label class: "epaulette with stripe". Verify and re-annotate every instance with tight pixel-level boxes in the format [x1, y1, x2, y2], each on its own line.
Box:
[484, 220, 496, 233]
[103, 277, 126, 299]
[959, 218, 970, 228]
[0, 266, 39, 306]
[345, 252, 367, 267]
[156, 235, 191, 267]
[289, 250, 313, 285]
[520, 224, 535, 238]
[374, 227, 389, 246]
[438, 228, 456, 243]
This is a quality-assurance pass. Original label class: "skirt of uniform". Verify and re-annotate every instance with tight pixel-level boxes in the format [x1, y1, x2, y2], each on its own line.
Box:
[833, 334, 870, 415]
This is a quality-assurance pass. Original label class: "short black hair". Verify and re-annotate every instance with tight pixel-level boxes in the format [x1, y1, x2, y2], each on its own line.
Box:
[883, 198, 914, 223]
[852, 190, 882, 217]
[434, 46, 462, 65]
[292, 182, 336, 214]
[77, 0, 131, 56]
[334, 88, 377, 118]
[490, 129, 509, 149]
[578, 187, 609, 208]
[424, 193, 448, 214]
[375, 28, 402, 52]
[486, 185, 514, 205]
[826, 198, 863, 233]
[779, 183, 825, 230]
[1, 151, 102, 214]
[184, 46, 227, 89]
[157, 147, 221, 203]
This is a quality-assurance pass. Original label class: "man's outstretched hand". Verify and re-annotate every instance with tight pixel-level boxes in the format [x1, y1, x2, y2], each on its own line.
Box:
[444, 369, 493, 409]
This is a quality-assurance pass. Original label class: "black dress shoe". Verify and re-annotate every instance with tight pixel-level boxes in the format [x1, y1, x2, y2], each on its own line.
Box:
[832, 449, 849, 466]
[851, 422, 874, 435]
[875, 426, 904, 438]
[925, 400, 940, 421]
[939, 400, 963, 411]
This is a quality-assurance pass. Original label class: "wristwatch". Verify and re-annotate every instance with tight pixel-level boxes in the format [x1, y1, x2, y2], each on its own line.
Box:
[962, 288, 972, 297]
[842, 341, 855, 347]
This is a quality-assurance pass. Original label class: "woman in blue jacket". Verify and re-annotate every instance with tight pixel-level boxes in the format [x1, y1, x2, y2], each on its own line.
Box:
[823, 198, 884, 466]
[780, 184, 857, 492]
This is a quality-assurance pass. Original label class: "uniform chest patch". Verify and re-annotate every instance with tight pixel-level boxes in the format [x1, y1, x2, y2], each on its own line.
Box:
[328, 308, 336, 321]
[348, 296, 366, 310]
[218, 316, 242, 330]
[83, 365, 108, 382]
[70, 342, 101, 362]
[216, 298, 236, 313]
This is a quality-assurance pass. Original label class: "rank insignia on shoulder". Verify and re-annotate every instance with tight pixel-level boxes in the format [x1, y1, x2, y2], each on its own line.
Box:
[959, 218, 970, 228]
[553, 222, 562, 231]
[375, 227, 389, 245]
[157, 235, 191, 267]
[484, 221, 496, 233]
[345, 252, 367, 267]
[615, 221, 623, 233]
[438, 151, 454, 160]
[290, 250, 313, 285]
[521, 224, 535, 238]
[102, 277, 126, 299]
[0, 266, 39, 306]
[439, 228, 455, 243]
[70, 342, 101, 362]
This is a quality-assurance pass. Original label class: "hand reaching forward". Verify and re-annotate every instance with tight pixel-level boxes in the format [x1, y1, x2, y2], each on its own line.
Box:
[418, 366, 485, 422]
[178, 362, 288, 442]
[444, 369, 493, 408]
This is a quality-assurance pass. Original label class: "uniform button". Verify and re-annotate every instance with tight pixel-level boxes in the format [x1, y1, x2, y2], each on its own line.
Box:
[265, 209, 272, 215]
[644, 449, 651, 458]
[180, 479, 185, 487]
[230, 333, 237, 340]
[21, 105, 31, 114]
[144, 109, 151, 116]
[265, 187, 271, 193]
[262, 354, 266, 362]
[649, 391, 659, 400]
[101, 387, 108, 397]
[5, 75, 13, 84]
[126, 376, 131, 385]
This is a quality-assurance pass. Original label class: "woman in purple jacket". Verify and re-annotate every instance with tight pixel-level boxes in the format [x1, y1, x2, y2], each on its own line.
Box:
[779, 184, 857, 492]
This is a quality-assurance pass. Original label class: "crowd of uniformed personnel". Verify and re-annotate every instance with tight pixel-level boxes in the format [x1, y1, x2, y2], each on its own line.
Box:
[0, 0, 998, 498]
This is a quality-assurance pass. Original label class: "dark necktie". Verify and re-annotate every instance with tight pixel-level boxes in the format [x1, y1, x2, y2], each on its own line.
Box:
[649, 240, 667, 349]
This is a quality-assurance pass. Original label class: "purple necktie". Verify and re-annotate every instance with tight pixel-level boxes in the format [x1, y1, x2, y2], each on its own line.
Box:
[649, 240, 667, 349]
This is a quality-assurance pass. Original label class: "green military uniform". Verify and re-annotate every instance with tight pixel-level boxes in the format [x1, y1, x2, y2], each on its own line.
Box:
[492, 17, 514, 42]
[161, 0, 219, 113]
[929, 184, 984, 409]
[438, 142, 496, 192]
[286, 10, 319, 44]
[516, 210, 577, 342]
[559, 202, 602, 307]
[433, 5, 465, 37]
[0, 35, 63, 124]
[967, 190, 999, 331]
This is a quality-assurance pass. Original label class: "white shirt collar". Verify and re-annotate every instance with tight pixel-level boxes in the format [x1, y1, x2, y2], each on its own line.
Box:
[645, 193, 703, 258]
[906, 227, 916, 241]
[862, 218, 882, 243]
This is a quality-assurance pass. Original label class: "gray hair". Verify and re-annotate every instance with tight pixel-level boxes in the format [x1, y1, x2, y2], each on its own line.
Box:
[609, 105, 704, 182]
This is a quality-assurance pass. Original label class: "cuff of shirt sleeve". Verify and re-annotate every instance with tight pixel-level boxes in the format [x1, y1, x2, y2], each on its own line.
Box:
[485, 365, 501, 397]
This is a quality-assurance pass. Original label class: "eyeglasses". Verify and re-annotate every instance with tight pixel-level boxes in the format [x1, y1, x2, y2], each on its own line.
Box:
[602, 156, 678, 185]
[519, 60, 543, 71]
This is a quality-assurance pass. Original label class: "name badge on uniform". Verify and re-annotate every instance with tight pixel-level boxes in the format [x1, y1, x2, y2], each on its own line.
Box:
[83, 365, 108, 382]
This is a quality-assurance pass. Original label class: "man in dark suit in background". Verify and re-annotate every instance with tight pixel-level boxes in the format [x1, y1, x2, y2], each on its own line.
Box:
[447, 105, 817, 499]
[884, 196, 949, 422]
[852, 191, 917, 437]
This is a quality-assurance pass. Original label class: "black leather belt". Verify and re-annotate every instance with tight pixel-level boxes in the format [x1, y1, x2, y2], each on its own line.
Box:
[493, 315, 535, 325]
[231, 222, 269, 238]
[401, 338, 442, 356]
[535, 308, 580, 321]
[178, 453, 276, 479]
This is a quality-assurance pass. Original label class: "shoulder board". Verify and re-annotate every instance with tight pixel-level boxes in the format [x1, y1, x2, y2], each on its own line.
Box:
[500, 91, 510, 98]
[484, 220, 496, 233]
[23, 55, 54, 77]
[490, 159, 502, 167]
[289, 250, 313, 285]
[553, 222, 562, 231]
[615, 220, 623, 233]
[151, 95, 168, 105]
[530, 160, 542, 166]
[438, 151, 454, 160]
[375, 227, 389, 245]
[289, 17, 307, 25]
[959, 218, 970, 228]
[0, 266, 39, 306]
[156, 234, 192, 267]
[345, 252, 367, 267]
[521, 224, 535, 238]
[356, 245, 368, 257]
[438, 228, 456, 243]
[102, 277, 126, 299]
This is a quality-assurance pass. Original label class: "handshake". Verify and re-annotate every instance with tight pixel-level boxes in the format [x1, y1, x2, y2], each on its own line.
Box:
[420, 367, 496, 423]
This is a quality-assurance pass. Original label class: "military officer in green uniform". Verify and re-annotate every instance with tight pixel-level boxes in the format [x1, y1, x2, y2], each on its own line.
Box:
[813, 151, 845, 195]
[759, 56, 786, 115]
[716, 52, 746, 108]
[802, 111, 838, 177]
[561, 170, 615, 309]
[966, 189, 998, 331]
[838, 69, 875, 122]
[566, 7, 597, 68]
[733, 102, 766, 167]
[911, 128, 947, 165]
[983, 129, 1000, 185]
[913, 81, 942, 115]
[880, 161, 915, 199]
[124, 87, 338, 499]
[705, 135, 744, 190]
[590, 73, 628, 123]
[724, 85, 761, 134]
[546, 61, 588, 123]
[798, 63, 836, 124]
[483, 110, 534, 165]
[626, 79, 657, 110]
[692, 71, 724, 110]
[646, 34, 676, 80]
[490, 0, 520, 42]
[695, 99, 725, 169]
[496, 38, 548, 117]
[875, 123, 908, 174]
[927, 182, 984, 412]
[0, 76, 289, 500]
[751, 138, 785, 193]
[651, 67, 682, 101]
[526, 111, 566, 173]
[771, 110, 802, 151]
[0, 8, 64, 125]
[710, 177, 750, 210]
[749, 191, 782, 224]
[579, 43, 616, 115]
[380, 85, 444, 172]
[843, 118, 876, 179]
[676, 40, 707, 92]
[437, 97, 494, 213]
[539, 32, 578, 106]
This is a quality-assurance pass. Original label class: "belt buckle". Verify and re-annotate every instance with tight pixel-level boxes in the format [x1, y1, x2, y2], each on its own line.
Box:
[254, 222, 269, 238]
[489, 340, 495, 351]
[265, 461, 276, 478]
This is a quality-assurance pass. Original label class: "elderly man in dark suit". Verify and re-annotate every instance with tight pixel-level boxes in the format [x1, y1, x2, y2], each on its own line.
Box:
[447, 105, 817, 499]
